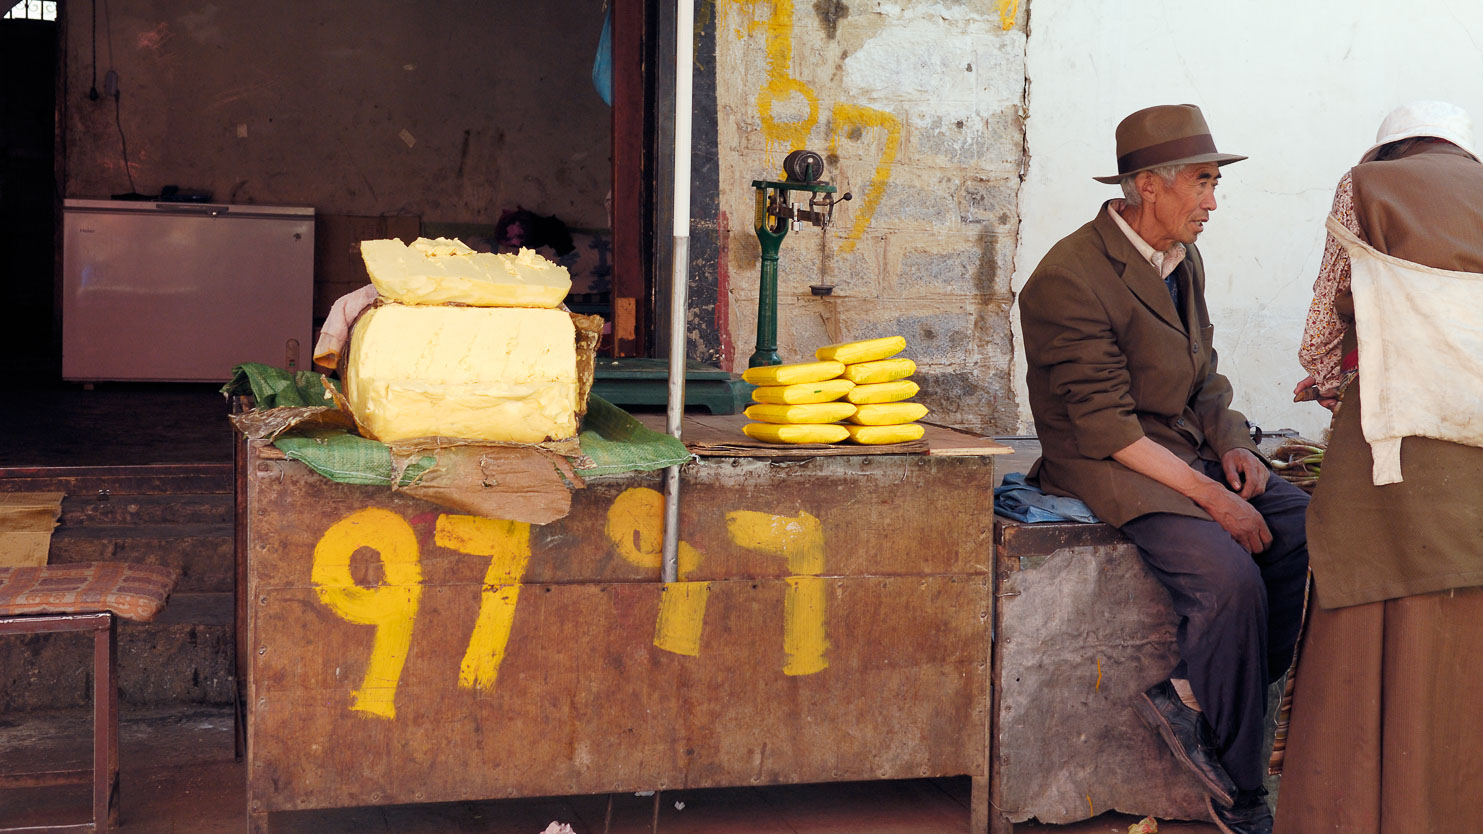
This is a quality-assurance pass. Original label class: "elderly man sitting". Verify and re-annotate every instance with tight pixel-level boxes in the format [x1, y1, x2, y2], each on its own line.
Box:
[1017, 104, 1310, 834]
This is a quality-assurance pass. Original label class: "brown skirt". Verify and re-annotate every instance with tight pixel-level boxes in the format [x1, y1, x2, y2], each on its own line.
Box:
[1273, 585, 1483, 833]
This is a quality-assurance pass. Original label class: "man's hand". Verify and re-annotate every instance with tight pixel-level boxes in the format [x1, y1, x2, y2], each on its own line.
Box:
[1221, 448, 1268, 500]
[1112, 437, 1274, 553]
[1293, 375, 1340, 411]
[1190, 480, 1273, 553]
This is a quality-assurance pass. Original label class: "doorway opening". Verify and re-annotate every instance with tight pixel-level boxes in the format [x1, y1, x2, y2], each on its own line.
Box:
[2, 0, 61, 386]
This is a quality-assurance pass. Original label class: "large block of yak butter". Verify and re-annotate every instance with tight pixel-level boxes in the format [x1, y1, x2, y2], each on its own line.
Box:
[345, 304, 579, 443]
[360, 237, 571, 308]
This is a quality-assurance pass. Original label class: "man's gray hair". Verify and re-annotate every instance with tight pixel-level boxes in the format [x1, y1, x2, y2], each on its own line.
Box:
[1120, 164, 1186, 206]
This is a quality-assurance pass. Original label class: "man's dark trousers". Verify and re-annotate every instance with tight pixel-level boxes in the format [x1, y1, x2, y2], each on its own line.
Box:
[1120, 462, 1309, 792]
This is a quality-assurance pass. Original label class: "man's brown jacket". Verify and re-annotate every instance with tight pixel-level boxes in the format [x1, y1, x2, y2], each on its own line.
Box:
[1019, 202, 1260, 527]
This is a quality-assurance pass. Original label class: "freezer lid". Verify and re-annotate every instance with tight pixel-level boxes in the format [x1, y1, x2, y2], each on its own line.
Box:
[63, 198, 314, 219]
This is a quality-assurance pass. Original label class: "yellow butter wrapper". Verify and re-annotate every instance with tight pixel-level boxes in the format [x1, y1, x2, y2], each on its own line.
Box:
[845, 379, 919, 405]
[751, 378, 855, 404]
[842, 358, 916, 385]
[848, 402, 928, 426]
[741, 360, 846, 386]
[814, 336, 906, 365]
[743, 422, 849, 444]
[844, 423, 925, 444]
[745, 402, 858, 424]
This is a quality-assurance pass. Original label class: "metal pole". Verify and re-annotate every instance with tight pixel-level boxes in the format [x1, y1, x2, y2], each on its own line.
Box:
[660, 0, 695, 584]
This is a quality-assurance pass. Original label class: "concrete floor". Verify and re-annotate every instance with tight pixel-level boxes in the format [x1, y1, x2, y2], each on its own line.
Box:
[0, 706, 1220, 834]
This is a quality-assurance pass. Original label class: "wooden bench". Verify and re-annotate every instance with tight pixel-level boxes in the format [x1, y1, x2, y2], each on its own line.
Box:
[0, 563, 179, 833]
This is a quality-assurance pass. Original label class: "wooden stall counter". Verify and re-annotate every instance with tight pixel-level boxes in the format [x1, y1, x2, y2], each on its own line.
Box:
[236, 416, 1007, 833]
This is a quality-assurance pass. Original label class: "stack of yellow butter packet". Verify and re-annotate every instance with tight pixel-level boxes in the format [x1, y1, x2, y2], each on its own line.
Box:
[825, 336, 926, 444]
[739, 336, 926, 445]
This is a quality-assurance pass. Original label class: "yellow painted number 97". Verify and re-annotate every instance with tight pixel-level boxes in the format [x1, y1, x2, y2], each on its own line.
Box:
[310, 508, 424, 720]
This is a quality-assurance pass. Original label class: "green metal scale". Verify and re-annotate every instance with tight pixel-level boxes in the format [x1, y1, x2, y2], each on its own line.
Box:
[748, 149, 852, 367]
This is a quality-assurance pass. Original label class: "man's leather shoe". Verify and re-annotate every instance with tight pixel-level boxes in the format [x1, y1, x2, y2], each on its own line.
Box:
[1207, 791, 1274, 834]
[1132, 679, 1236, 808]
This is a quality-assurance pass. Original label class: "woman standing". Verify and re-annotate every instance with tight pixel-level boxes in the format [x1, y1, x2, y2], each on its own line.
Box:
[1277, 101, 1483, 832]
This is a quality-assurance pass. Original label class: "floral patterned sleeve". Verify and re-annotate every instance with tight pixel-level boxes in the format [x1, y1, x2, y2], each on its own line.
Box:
[1298, 171, 1357, 391]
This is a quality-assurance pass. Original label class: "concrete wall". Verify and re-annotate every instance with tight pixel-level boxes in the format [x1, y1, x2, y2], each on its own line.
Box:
[1015, 0, 1483, 439]
[714, 0, 1028, 433]
[63, 0, 611, 228]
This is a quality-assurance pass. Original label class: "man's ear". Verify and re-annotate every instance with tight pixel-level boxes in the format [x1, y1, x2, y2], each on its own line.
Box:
[1136, 171, 1159, 204]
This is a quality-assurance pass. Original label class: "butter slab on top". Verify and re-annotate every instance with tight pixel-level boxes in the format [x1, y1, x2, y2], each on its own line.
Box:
[360, 237, 572, 307]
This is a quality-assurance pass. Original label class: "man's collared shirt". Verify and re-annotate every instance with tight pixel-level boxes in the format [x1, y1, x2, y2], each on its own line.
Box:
[1107, 200, 1186, 279]
[1108, 200, 1186, 313]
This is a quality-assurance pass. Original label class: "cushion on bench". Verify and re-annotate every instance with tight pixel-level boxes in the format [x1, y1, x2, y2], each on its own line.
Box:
[0, 563, 180, 622]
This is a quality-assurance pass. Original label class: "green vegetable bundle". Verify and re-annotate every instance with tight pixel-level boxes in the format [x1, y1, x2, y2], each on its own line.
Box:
[1269, 441, 1325, 493]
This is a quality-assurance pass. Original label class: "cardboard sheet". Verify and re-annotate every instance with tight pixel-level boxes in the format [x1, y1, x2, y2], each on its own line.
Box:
[636, 413, 1010, 458]
[0, 492, 64, 568]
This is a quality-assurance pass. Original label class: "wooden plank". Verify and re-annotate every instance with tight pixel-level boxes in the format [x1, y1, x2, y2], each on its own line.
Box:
[243, 452, 993, 589]
[610, 0, 647, 357]
[0, 464, 232, 495]
[921, 422, 1013, 456]
[995, 516, 1127, 569]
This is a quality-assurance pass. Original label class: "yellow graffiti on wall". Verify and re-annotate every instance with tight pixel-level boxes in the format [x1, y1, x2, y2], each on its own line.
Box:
[606, 487, 711, 656]
[827, 104, 901, 255]
[311, 508, 424, 720]
[723, 0, 902, 254]
[997, 0, 1020, 31]
[725, 510, 829, 675]
[749, 0, 819, 160]
[435, 515, 532, 691]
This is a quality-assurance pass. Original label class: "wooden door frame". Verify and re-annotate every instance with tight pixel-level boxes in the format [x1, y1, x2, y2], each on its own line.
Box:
[609, 0, 651, 357]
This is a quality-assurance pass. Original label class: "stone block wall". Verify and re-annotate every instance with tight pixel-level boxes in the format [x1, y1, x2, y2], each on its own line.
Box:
[714, 0, 1027, 433]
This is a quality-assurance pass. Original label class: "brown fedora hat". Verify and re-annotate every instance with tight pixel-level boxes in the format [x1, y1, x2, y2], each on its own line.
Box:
[1093, 104, 1247, 184]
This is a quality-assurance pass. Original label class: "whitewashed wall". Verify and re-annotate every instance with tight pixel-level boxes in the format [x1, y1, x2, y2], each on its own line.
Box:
[1014, 0, 1483, 438]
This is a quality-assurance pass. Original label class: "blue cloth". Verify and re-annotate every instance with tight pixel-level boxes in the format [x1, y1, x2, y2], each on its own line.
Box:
[592, 9, 612, 106]
[993, 472, 1101, 524]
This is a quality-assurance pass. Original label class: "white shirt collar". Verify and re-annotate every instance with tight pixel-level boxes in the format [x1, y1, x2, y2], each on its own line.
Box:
[1107, 200, 1186, 280]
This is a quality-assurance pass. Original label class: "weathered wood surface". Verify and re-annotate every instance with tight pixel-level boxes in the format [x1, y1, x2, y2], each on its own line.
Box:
[992, 519, 1209, 825]
[244, 456, 995, 587]
[0, 464, 232, 496]
[242, 450, 994, 822]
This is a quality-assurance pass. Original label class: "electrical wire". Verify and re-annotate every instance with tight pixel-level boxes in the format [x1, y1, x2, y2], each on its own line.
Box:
[89, 0, 98, 99]
[114, 91, 136, 194]
[98, 0, 134, 194]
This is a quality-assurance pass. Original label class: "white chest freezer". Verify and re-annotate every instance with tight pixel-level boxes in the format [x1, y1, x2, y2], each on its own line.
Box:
[62, 199, 314, 382]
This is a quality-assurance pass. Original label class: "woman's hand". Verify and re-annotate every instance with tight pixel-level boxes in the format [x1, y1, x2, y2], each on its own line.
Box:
[1293, 375, 1340, 411]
